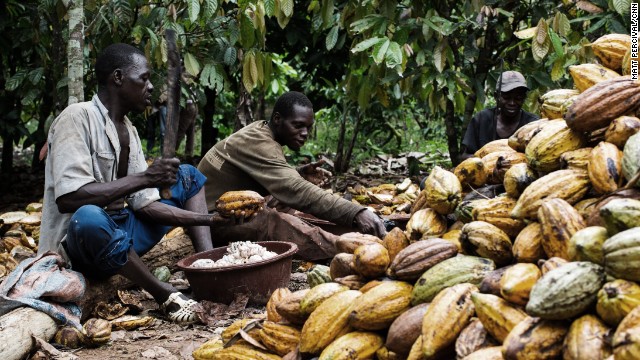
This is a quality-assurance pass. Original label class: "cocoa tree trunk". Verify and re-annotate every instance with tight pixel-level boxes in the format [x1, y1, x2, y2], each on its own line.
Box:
[443, 95, 459, 166]
[333, 101, 349, 174]
[201, 87, 218, 156]
[67, 0, 84, 104]
[342, 112, 361, 173]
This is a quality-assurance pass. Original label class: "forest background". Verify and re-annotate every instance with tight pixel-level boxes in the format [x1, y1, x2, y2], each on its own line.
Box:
[0, 0, 635, 179]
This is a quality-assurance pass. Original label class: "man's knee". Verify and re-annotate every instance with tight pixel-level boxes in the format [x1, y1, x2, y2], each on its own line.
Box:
[68, 205, 111, 238]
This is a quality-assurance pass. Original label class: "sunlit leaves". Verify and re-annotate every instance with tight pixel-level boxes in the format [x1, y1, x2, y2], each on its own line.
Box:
[351, 37, 384, 53]
[532, 19, 550, 62]
[187, 0, 200, 22]
[202, 0, 218, 19]
[184, 52, 200, 76]
[514, 27, 538, 39]
[326, 26, 339, 50]
[612, 0, 630, 15]
[373, 39, 390, 64]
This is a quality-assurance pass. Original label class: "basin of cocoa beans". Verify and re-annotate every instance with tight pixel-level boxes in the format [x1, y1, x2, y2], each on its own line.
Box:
[176, 241, 298, 305]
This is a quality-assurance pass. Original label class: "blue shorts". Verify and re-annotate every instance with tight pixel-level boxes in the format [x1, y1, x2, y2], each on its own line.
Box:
[63, 164, 206, 278]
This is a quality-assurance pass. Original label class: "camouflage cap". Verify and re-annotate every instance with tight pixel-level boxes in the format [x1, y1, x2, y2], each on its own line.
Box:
[498, 71, 529, 92]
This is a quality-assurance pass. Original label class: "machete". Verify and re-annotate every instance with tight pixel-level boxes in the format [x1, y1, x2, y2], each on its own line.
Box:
[160, 29, 182, 199]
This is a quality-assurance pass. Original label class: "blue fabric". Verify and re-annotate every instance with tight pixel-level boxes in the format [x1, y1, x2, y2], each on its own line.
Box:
[64, 164, 206, 278]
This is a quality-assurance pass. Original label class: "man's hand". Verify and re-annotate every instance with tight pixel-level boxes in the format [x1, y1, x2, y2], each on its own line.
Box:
[354, 209, 387, 238]
[145, 157, 180, 188]
[297, 159, 332, 187]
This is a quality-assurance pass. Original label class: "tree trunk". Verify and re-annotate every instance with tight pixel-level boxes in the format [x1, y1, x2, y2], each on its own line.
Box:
[0, 307, 57, 360]
[333, 101, 349, 174]
[67, 0, 84, 104]
[342, 112, 361, 173]
[255, 91, 266, 121]
[444, 95, 459, 166]
[201, 87, 218, 156]
[235, 83, 253, 131]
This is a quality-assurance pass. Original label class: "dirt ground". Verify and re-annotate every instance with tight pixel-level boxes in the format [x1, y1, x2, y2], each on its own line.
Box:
[43, 269, 310, 360]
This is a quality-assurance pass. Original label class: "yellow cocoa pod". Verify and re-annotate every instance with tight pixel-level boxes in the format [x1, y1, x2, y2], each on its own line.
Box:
[463, 346, 503, 360]
[299, 290, 362, 355]
[588, 141, 624, 194]
[460, 221, 512, 266]
[335, 232, 383, 253]
[470, 196, 525, 238]
[300, 282, 348, 315]
[569, 63, 621, 93]
[421, 283, 478, 358]
[508, 119, 550, 152]
[560, 147, 593, 170]
[349, 281, 412, 330]
[192, 338, 224, 360]
[539, 89, 580, 119]
[511, 169, 590, 220]
[499, 263, 541, 306]
[441, 229, 463, 252]
[597, 279, 640, 327]
[352, 242, 390, 279]
[512, 222, 545, 263]
[503, 163, 537, 198]
[525, 119, 586, 173]
[256, 321, 301, 356]
[502, 317, 568, 360]
[423, 166, 462, 215]
[605, 116, 640, 149]
[383, 227, 410, 263]
[538, 198, 586, 259]
[266, 287, 290, 323]
[563, 314, 612, 360]
[471, 292, 527, 342]
[329, 253, 355, 280]
[214, 190, 265, 217]
[221, 318, 261, 343]
[454, 157, 488, 188]
[200, 344, 281, 360]
[613, 305, 640, 359]
[405, 208, 447, 241]
[475, 139, 514, 158]
[538, 257, 568, 275]
[592, 33, 631, 72]
[567, 226, 608, 264]
[318, 331, 384, 360]
[275, 289, 310, 325]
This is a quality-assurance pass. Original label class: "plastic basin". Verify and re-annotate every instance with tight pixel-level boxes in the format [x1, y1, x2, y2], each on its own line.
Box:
[175, 241, 298, 305]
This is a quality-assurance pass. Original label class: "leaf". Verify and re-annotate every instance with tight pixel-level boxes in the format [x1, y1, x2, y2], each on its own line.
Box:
[613, 0, 630, 14]
[532, 35, 551, 62]
[373, 39, 390, 64]
[553, 13, 571, 37]
[351, 37, 383, 53]
[384, 41, 403, 68]
[433, 39, 446, 73]
[187, 0, 200, 22]
[184, 52, 201, 76]
[548, 28, 564, 57]
[243, 55, 256, 93]
[576, 1, 604, 13]
[535, 18, 548, 44]
[321, 0, 334, 30]
[551, 58, 565, 82]
[514, 26, 538, 40]
[326, 26, 339, 50]
[5, 69, 28, 91]
[203, 0, 218, 18]
[350, 15, 384, 34]
[28, 67, 44, 85]
[264, 0, 275, 16]
[253, 52, 263, 86]
[224, 47, 237, 66]
[281, 0, 293, 17]
[240, 12, 255, 48]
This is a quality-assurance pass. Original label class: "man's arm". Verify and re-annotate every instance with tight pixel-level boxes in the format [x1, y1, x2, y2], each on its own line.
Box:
[56, 157, 180, 213]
